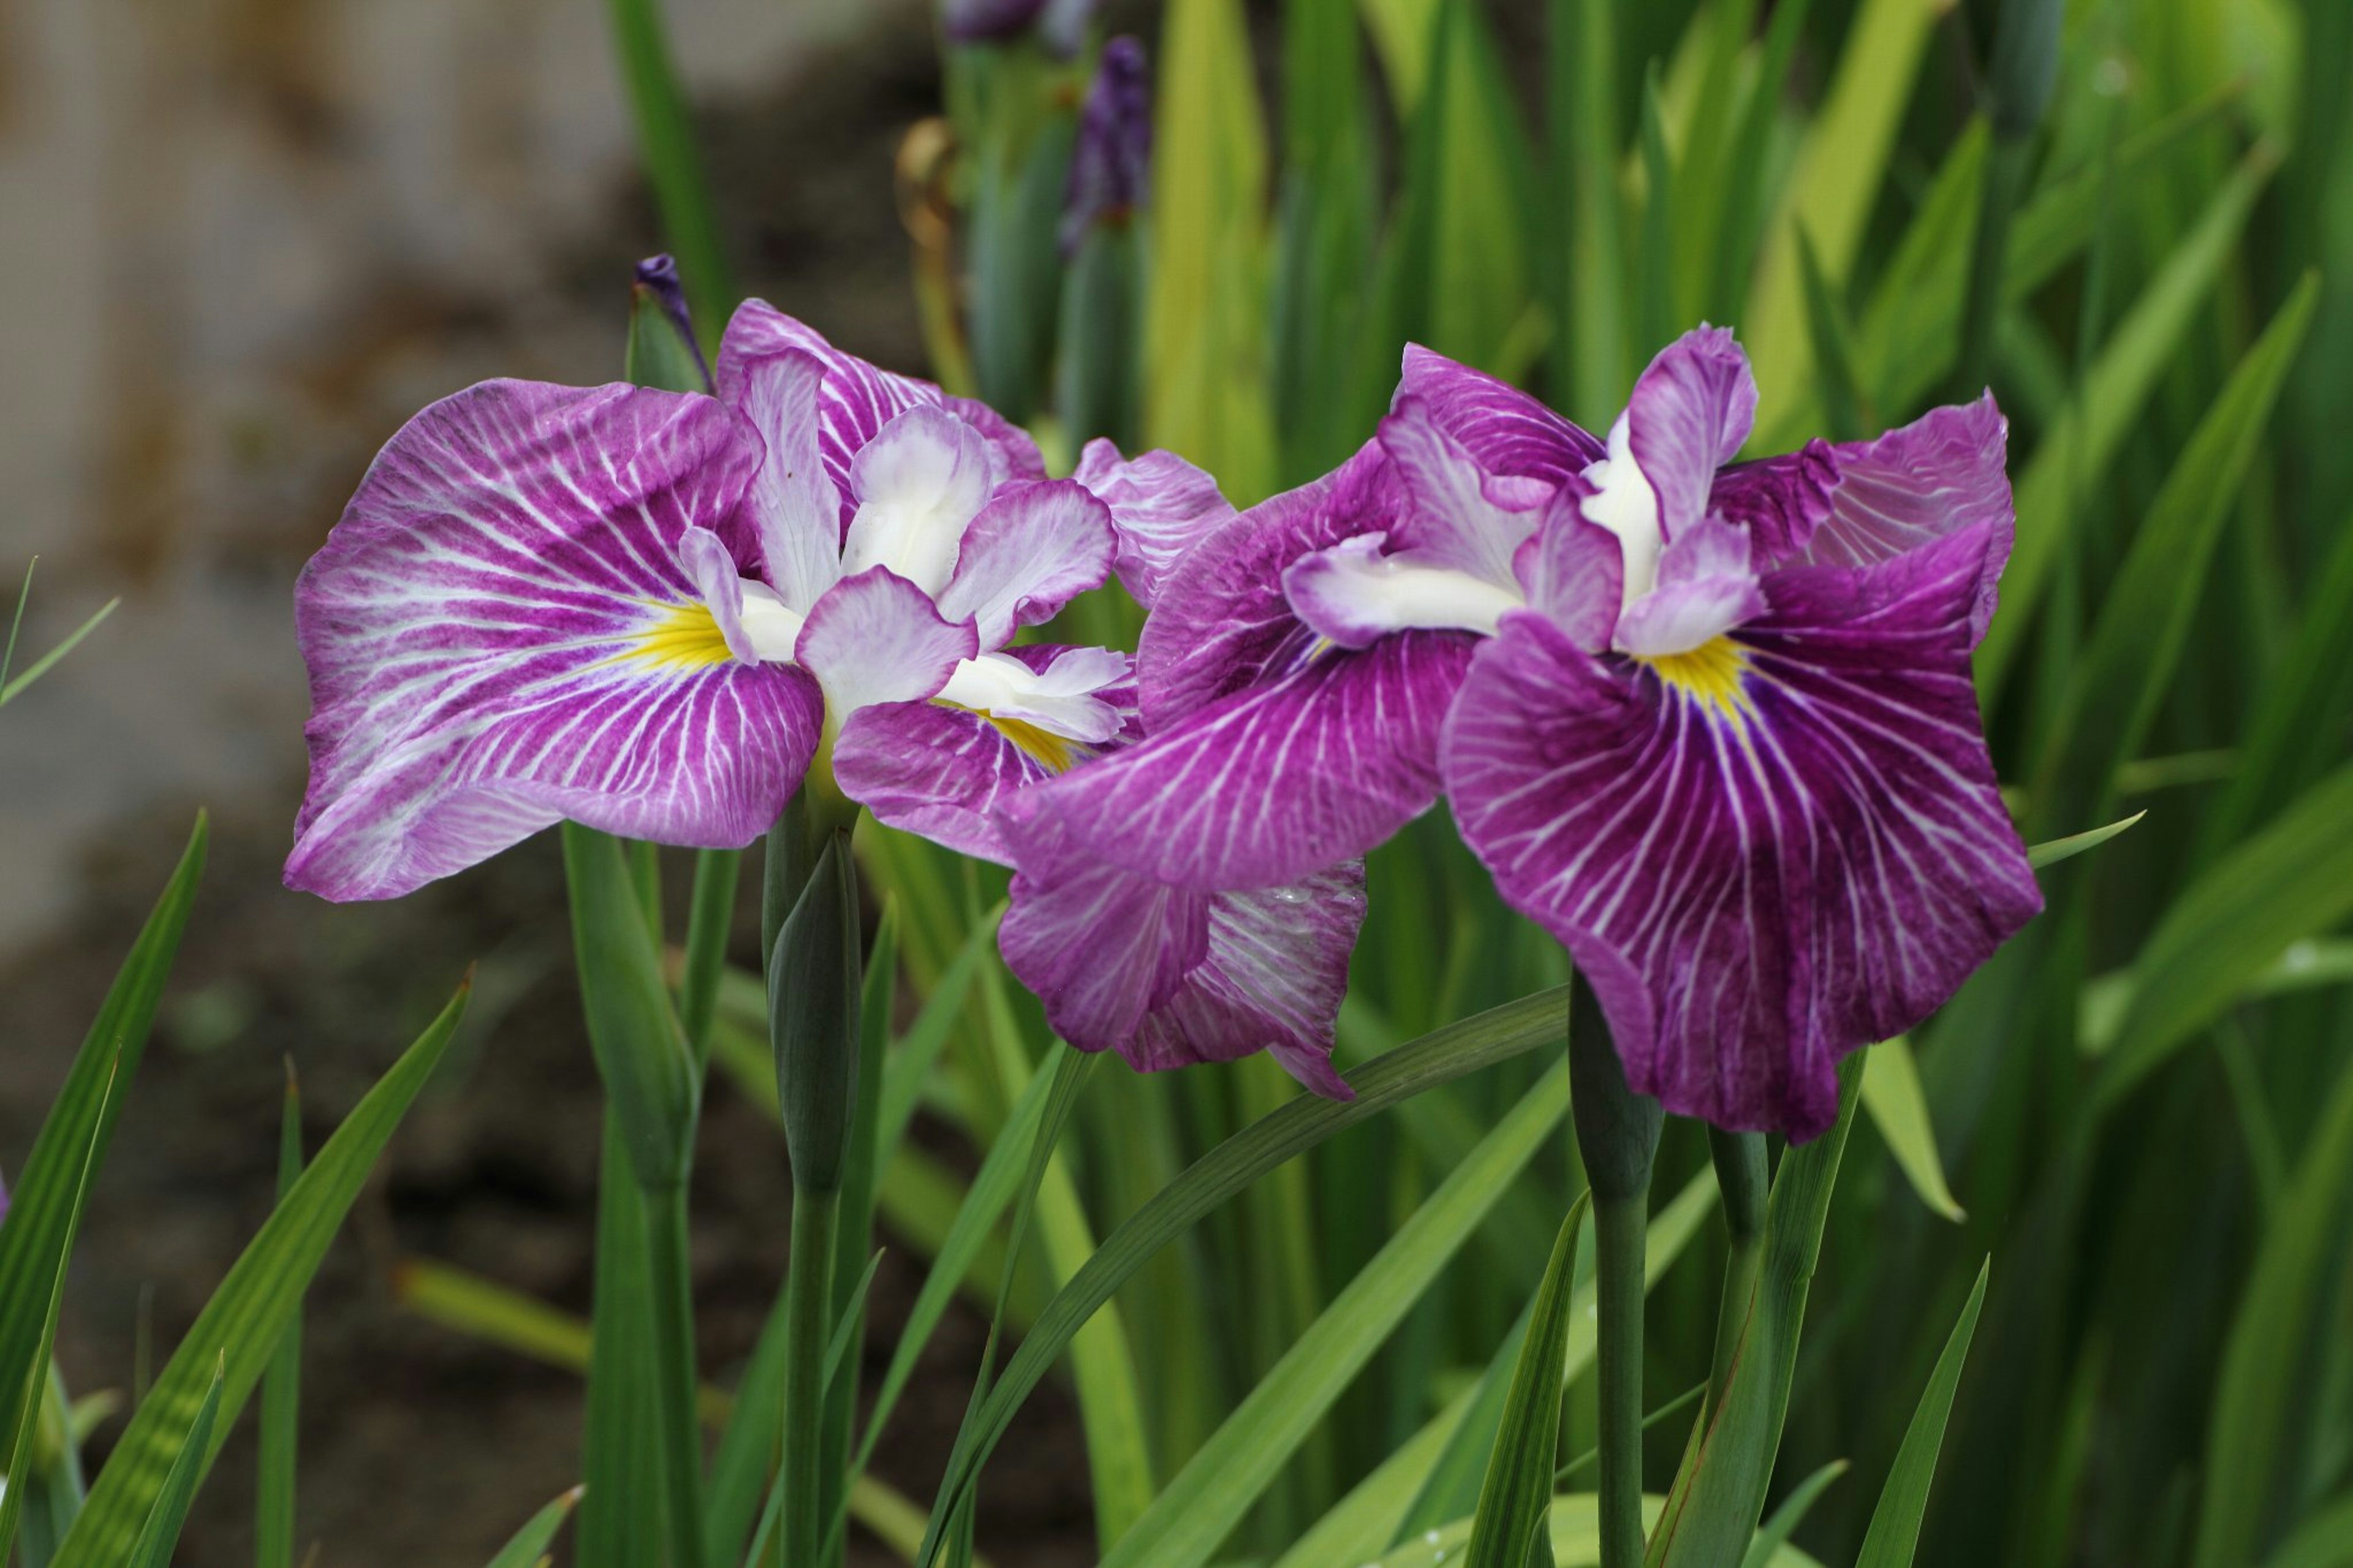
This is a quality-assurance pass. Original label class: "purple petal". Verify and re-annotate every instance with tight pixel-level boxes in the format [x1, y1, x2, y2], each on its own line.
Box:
[936, 480, 1116, 647]
[1613, 517, 1766, 657]
[1137, 439, 1404, 729]
[1621, 325, 1759, 542]
[1397, 344, 1605, 484]
[1444, 524, 2040, 1138]
[288, 379, 820, 901]
[1708, 439, 1836, 566]
[1023, 629, 1476, 891]
[795, 566, 979, 714]
[1512, 492, 1623, 651]
[1806, 395, 2015, 645]
[1377, 394, 1553, 588]
[998, 800, 1364, 1096]
[835, 643, 1137, 862]
[1070, 438, 1238, 608]
[721, 347, 843, 612]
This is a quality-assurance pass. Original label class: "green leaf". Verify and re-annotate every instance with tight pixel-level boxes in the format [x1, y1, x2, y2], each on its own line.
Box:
[563, 823, 699, 1189]
[256, 1069, 306, 1568]
[2192, 1050, 2353, 1568]
[121, 1356, 224, 1568]
[601, 0, 732, 341]
[1861, 1039, 1964, 1222]
[1419, 0, 1539, 378]
[2259, 1491, 2353, 1568]
[1740, 1461, 1848, 1568]
[1551, 0, 1627, 420]
[1144, 0, 1275, 504]
[2028, 275, 2322, 838]
[1464, 1196, 1593, 1568]
[1099, 1062, 1574, 1568]
[1275, 1172, 1718, 1568]
[2026, 812, 2146, 871]
[1365, 1494, 1828, 1567]
[2100, 762, 2353, 1105]
[1976, 145, 2278, 693]
[876, 911, 995, 1177]
[485, 1488, 585, 1568]
[1854, 1260, 1990, 1566]
[51, 979, 466, 1568]
[1651, 1061, 1864, 1566]
[0, 815, 207, 1452]
[918, 987, 1574, 1563]
[1795, 225, 1867, 442]
[0, 594, 120, 709]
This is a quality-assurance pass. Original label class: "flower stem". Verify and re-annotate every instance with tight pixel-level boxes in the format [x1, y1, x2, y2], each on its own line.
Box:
[1705, 1127, 1770, 1414]
[778, 1184, 841, 1568]
[1568, 973, 1662, 1568]
[641, 1186, 707, 1568]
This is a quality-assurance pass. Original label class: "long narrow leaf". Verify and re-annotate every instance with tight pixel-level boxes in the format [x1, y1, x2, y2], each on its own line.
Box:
[1854, 1260, 1991, 1566]
[120, 1357, 224, 1568]
[1464, 1195, 1593, 1568]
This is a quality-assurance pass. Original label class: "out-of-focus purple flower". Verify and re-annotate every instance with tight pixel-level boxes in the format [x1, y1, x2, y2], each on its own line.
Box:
[287, 305, 1118, 900]
[941, 0, 1100, 56]
[1440, 328, 2039, 1137]
[1061, 36, 1151, 256]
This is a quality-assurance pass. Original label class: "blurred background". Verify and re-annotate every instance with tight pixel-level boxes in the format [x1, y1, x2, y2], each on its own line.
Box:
[6, 0, 2353, 1564]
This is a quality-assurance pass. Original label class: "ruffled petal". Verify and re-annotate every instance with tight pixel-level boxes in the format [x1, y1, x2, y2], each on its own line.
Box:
[1621, 325, 1758, 542]
[1612, 516, 1765, 657]
[935, 479, 1116, 647]
[1377, 394, 1553, 588]
[287, 379, 820, 901]
[841, 405, 998, 596]
[1398, 344, 1605, 484]
[1137, 439, 1406, 729]
[794, 566, 979, 716]
[1024, 629, 1476, 890]
[1444, 525, 2040, 1138]
[1708, 439, 1836, 566]
[1512, 492, 1623, 651]
[1070, 438, 1238, 607]
[719, 347, 844, 613]
[1806, 395, 2014, 645]
[998, 800, 1364, 1096]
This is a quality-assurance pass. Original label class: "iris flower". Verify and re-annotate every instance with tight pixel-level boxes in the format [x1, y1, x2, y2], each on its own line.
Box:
[1026, 328, 2039, 1134]
[284, 304, 1363, 1089]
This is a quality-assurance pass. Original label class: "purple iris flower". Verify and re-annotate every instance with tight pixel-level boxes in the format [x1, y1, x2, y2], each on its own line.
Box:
[1025, 327, 2039, 1135]
[284, 304, 1364, 1090]
[1060, 36, 1151, 256]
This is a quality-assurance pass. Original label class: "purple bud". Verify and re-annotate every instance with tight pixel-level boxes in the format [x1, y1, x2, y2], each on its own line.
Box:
[1061, 37, 1151, 256]
[630, 254, 712, 393]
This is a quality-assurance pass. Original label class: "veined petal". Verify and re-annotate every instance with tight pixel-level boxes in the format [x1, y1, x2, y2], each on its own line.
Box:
[998, 801, 1364, 1096]
[1613, 516, 1765, 657]
[1377, 394, 1552, 588]
[1137, 439, 1406, 729]
[1807, 395, 2014, 645]
[288, 378, 819, 901]
[835, 644, 1136, 862]
[1444, 524, 2040, 1138]
[1070, 438, 1238, 607]
[1284, 533, 1523, 647]
[935, 479, 1116, 647]
[1512, 491, 1623, 651]
[717, 301, 1044, 529]
[841, 405, 997, 595]
[795, 566, 979, 716]
[1029, 629, 1475, 890]
[721, 347, 844, 613]
[1619, 325, 1758, 542]
[1709, 439, 1836, 566]
[1398, 344, 1605, 484]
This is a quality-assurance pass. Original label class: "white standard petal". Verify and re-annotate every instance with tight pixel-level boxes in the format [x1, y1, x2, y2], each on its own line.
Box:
[840, 404, 996, 595]
[937, 649, 1130, 746]
[1283, 532, 1525, 648]
[1579, 411, 1665, 610]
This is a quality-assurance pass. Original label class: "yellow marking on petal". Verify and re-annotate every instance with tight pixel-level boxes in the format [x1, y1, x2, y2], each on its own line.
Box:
[624, 602, 735, 672]
[1636, 636, 1752, 724]
[935, 700, 1083, 773]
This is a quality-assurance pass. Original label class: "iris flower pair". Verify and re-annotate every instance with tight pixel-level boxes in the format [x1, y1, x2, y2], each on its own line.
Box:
[289, 311, 2037, 1134]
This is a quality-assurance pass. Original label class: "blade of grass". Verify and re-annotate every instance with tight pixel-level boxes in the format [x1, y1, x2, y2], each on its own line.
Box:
[1552, 0, 1628, 423]
[0, 596, 121, 709]
[1739, 1461, 1848, 1568]
[51, 981, 469, 1567]
[255, 1067, 305, 1568]
[2026, 812, 2146, 871]
[486, 1488, 586, 1568]
[1464, 1195, 1593, 1568]
[1854, 1260, 1991, 1566]
[601, 0, 732, 343]
[1861, 1039, 1965, 1223]
[121, 1356, 224, 1568]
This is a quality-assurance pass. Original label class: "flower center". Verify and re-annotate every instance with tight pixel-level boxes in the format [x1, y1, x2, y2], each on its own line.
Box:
[1635, 635, 1750, 721]
[986, 715, 1080, 772]
[627, 603, 736, 670]
[934, 648, 1128, 768]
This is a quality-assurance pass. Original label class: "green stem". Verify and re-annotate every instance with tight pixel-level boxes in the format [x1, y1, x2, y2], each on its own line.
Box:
[1704, 1127, 1769, 1414]
[678, 848, 741, 1066]
[602, 0, 734, 345]
[642, 1187, 708, 1568]
[1567, 974, 1661, 1568]
[1953, 134, 2034, 398]
[779, 1186, 842, 1568]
